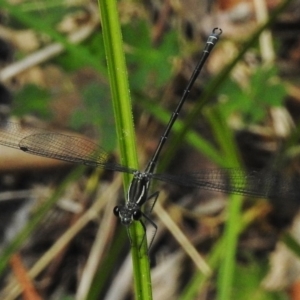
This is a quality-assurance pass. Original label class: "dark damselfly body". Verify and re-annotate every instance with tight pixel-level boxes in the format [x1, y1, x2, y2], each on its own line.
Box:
[0, 27, 285, 251]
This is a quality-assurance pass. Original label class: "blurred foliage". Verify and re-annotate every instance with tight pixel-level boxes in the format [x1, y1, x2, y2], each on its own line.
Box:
[69, 82, 117, 150]
[7, 1, 81, 30]
[61, 295, 75, 300]
[123, 20, 179, 91]
[218, 65, 287, 123]
[232, 259, 288, 300]
[55, 31, 107, 73]
[13, 84, 52, 118]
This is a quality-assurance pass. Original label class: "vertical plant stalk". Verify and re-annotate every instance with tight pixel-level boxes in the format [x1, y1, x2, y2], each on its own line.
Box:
[97, 1, 153, 299]
[205, 106, 244, 300]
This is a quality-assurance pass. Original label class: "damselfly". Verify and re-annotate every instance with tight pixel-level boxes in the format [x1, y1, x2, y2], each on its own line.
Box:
[0, 28, 274, 251]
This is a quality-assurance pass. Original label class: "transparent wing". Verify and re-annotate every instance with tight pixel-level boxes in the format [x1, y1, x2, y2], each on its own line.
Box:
[0, 122, 136, 174]
[0, 121, 38, 149]
[151, 168, 299, 199]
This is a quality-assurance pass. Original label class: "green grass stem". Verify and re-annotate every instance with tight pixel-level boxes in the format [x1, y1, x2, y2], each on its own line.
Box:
[97, 1, 153, 299]
[205, 106, 244, 300]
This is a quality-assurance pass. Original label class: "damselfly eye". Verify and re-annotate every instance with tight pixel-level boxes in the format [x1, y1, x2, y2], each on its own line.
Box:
[113, 206, 120, 217]
[132, 209, 142, 220]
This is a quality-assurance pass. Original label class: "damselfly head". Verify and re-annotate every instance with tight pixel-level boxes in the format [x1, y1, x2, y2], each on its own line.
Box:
[114, 205, 142, 226]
